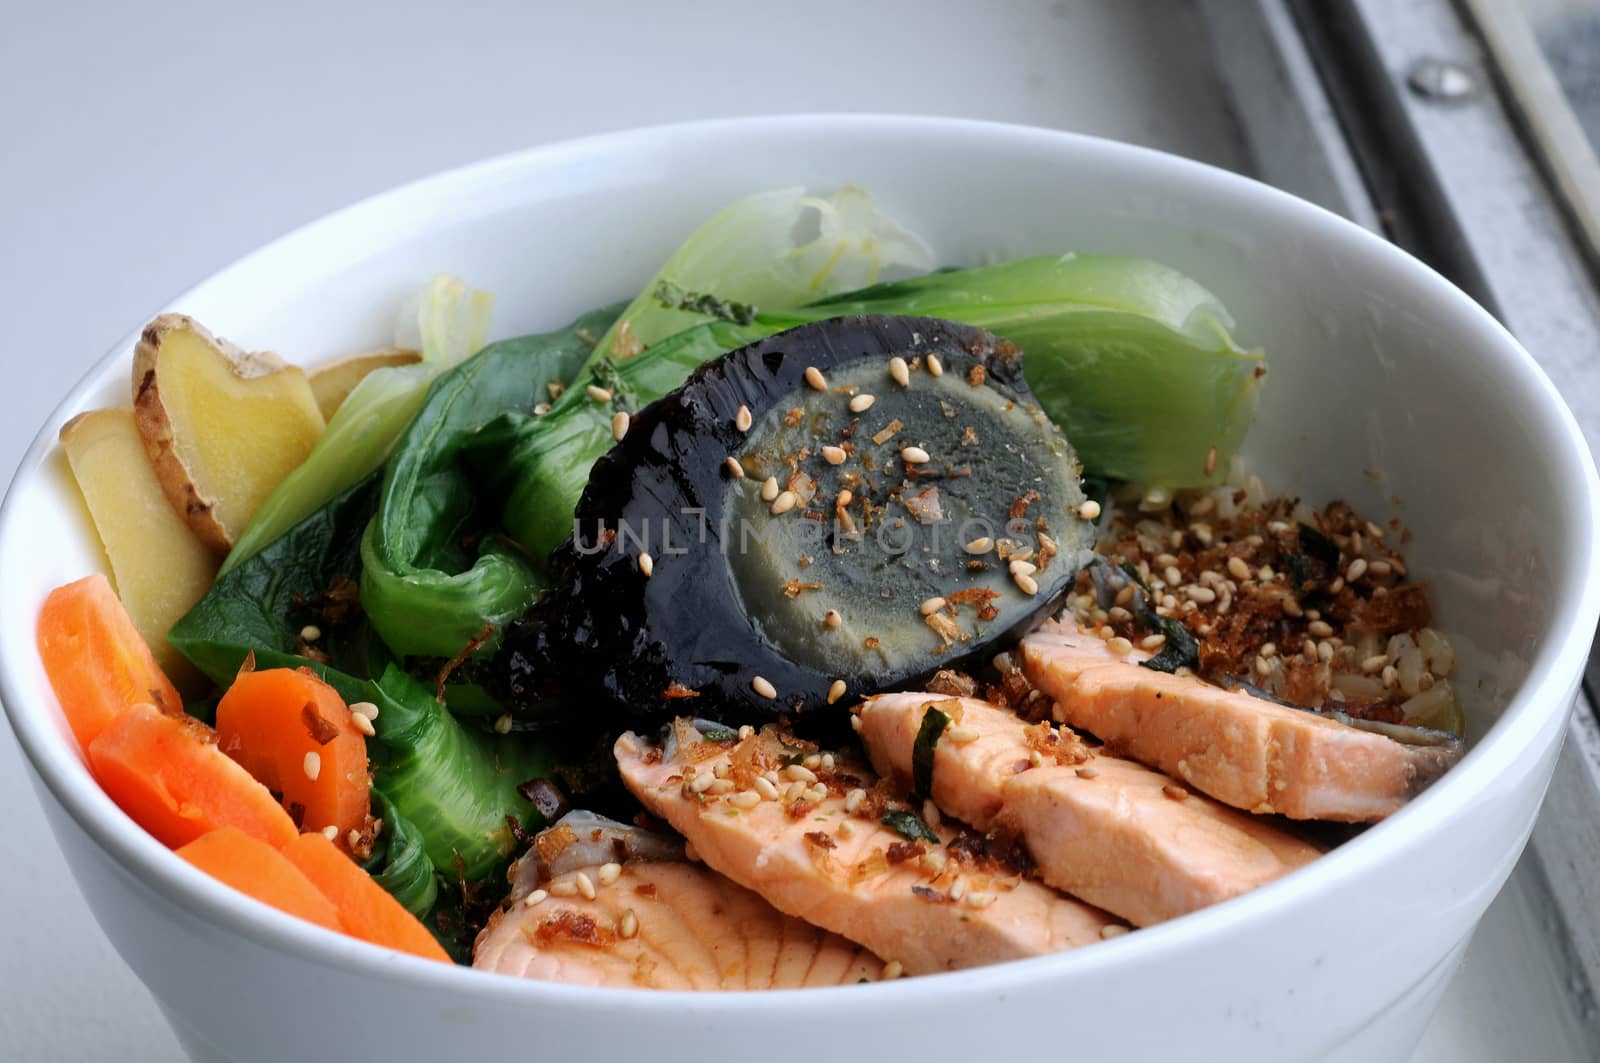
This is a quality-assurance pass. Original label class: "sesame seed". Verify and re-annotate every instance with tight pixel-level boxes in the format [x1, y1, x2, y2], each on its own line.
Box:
[1308, 620, 1334, 637]
[881, 960, 904, 981]
[303, 751, 321, 781]
[724, 456, 746, 479]
[1260, 642, 1277, 659]
[802, 753, 822, 769]
[1009, 559, 1037, 577]
[299, 624, 322, 642]
[1029, 750, 1045, 767]
[1255, 657, 1273, 677]
[634, 551, 653, 579]
[922, 848, 947, 875]
[1366, 521, 1386, 540]
[901, 445, 931, 465]
[821, 445, 847, 465]
[493, 713, 512, 734]
[1155, 553, 1179, 568]
[598, 862, 623, 886]
[1140, 633, 1167, 650]
[1327, 577, 1345, 594]
[1382, 665, 1398, 687]
[783, 781, 806, 803]
[1077, 500, 1102, 521]
[347, 830, 362, 849]
[964, 536, 994, 554]
[947, 725, 979, 744]
[760, 475, 780, 502]
[850, 714, 863, 733]
[523, 889, 548, 908]
[1318, 641, 1335, 662]
[720, 784, 755, 810]
[1013, 571, 1039, 595]
[889, 357, 911, 387]
[849, 393, 876, 413]
[923, 799, 942, 828]
[837, 489, 853, 507]
[351, 712, 375, 737]
[752, 675, 777, 699]
[1226, 556, 1251, 581]
[1185, 584, 1217, 604]
[735, 404, 753, 432]
[688, 772, 716, 794]
[771, 491, 798, 515]
[1346, 558, 1369, 581]
[784, 764, 818, 784]
[1361, 654, 1389, 674]
[1076, 766, 1099, 779]
[804, 366, 827, 391]
[738, 724, 754, 741]
[548, 880, 578, 897]
[619, 909, 639, 939]
[844, 788, 867, 813]
[1368, 560, 1392, 576]
[827, 679, 847, 704]
[824, 609, 843, 629]
[586, 385, 613, 403]
[821, 753, 836, 771]
[926, 354, 944, 377]
[1204, 446, 1219, 477]
[575, 872, 597, 900]
[1107, 636, 1133, 656]
[947, 876, 967, 902]
[808, 782, 829, 801]
[532, 402, 551, 416]
[350, 701, 379, 721]
[321, 825, 339, 841]
[966, 891, 996, 909]
[837, 821, 854, 840]
[713, 761, 731, 778]
[753, 776, 780, 801]
[1100, 924, 1129, 940]
[919, 596, 947, 616]
[1165, 566, 1183, 586]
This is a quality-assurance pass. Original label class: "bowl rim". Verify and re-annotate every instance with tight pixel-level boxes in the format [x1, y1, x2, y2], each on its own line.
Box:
[4, 113, 1598, 1009]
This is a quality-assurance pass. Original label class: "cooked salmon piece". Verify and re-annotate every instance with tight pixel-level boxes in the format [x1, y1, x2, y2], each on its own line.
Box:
[614, 722, 1123, 975]
[858, 693, 1322, 927]
[1020, 619, 1463, 822]
[475, 859, 881, 989]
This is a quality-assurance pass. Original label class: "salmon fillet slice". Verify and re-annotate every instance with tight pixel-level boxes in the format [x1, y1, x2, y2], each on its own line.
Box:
[858, 693, 1322, 927]
[614, 723, 1124, 976]
[1021, 619, 1463, 822]
[475, 859, 881, 989]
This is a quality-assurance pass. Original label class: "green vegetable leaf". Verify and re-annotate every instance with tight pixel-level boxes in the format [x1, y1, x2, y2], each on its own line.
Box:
[881, 808, 939, 844]
[359, 305, 618, 659]
[363, 788, 440, 919]
[912, 706, 951, 797]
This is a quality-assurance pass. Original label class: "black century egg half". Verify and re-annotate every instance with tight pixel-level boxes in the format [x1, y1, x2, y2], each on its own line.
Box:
[499, 314, 1096, 722]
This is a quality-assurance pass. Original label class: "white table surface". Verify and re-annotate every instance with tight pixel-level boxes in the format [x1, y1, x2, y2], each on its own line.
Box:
[0, 2, 1585, 1059]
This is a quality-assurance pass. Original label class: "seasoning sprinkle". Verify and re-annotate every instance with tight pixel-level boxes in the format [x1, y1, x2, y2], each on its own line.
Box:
[901, 445, 931, 465]
[784, 764, 819, 784]
[752, 675, 777, 699]
[821, 445, 847, 465]
[844, 788, 866, 814]
[805, 366, 828, 391]
[1077, 500, 1102, 521]
[1346, 558, 1369, 582]
[964, 536, 994, 554]
[575, 872, 597, 900]
[350, 701, 379, 721]
[827, 679, 847, 704]
[724, 456, 746, 479]
[946, 725, 979, 744]
[729, 790, 761, 810]
[888, 356, 911, 388]
[598, 862, 622, 886]
[523, 888, 548, 908]
[1013, 571, 1039, 596]
[926, 353, 944, 377]
[738, 724, 754, 741]
[611, 411, 630, 442]
[1008, 559, 1037, 577]
[771, 491, 798, 515]
[735, 404, 753, 432]
[849, 393, 876, 413]
[351, 712, 375, 737]
[299, 624, 322, 642]
[618, 909, 639, 939]
[302, 751, 321, 781]
[688, 772, 716, 794]
[321, 825, 339, 841]
[753, 776, 780, 801]
[586, 384, 613, 403]
[760, 475, 780, 502]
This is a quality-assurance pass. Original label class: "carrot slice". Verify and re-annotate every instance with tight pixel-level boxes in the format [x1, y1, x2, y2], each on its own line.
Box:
[88, 702, 298, 849]
[282, 833, 450, 962]
[177, 827, 342, 932]
[215, 668, 370, 839]
[36, 573, 183, 752]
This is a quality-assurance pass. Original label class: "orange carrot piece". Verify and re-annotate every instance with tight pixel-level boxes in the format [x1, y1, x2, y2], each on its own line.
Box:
[215, 668, 370, 839]
[282, 833, 450, 962]
[36, 573, 183, 752]
[177, 827, 342, 932]
[87, 703, 299, 849]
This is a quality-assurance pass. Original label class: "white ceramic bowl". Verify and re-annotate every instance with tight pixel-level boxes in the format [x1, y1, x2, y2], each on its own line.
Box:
[3, 117, 1597, 1063]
